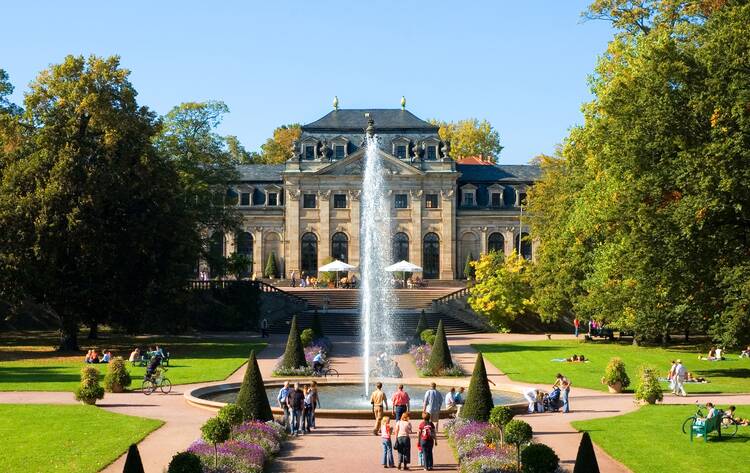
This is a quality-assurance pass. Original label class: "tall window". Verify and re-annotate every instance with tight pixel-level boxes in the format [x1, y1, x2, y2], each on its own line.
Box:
[240, 192, 251, 206]
[425, 193, 439, 209]
[235, 232, 253, 278]
[396, 145, 407, 159]
[208, 231, 225, 278]
[303, 194, 317, 209]
[491, 192, 502, 208]
[333, 193, 347, 209]
[463, 193, 474, 206]
[392, 232, 409, 262]
[515, 232, 532, 260]
[426, 146, 437, 160]
[301, 233, 318, 275]
[331, 232, 349, 262]
[267, 192, 278, 206]
[423, 233, 440, 279]
[488, 232, 504, 253]
[304, 145, 315, 160]
[334, 144, 346, 159]
[394, 194, 408, 209]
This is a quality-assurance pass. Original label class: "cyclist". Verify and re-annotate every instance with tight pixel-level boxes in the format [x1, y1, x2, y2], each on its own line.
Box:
[144, 353, 163, 380]
[312, 350, 325, 375]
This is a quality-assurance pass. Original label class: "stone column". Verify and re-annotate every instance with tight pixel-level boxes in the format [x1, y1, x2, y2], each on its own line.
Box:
[319, 190, 331, 265]
[252, 227, 263, 278]
[410, 189, 423, 265]
[285, 188, 301, 276]
[349, 190, 361, 268]
[479, 227, 488, 256]
[440, 188, 456, 279]
[503, 226, 516, 257]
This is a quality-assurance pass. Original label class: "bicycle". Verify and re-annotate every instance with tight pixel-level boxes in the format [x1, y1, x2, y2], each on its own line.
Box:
[681, 403, 705, 434]
[681, 404, 738, 438]
[312, 361, 339, 378]
[142, 367, 172, 395]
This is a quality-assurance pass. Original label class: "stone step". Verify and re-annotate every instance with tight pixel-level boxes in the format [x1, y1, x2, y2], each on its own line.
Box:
[281, 288, 460, 311]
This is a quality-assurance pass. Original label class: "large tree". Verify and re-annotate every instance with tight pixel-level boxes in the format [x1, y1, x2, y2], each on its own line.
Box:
[430, 118, 502, 162]
[0, 55, 199, 349]
[529, 1, 750, 346]
[259, 123, 301, 164]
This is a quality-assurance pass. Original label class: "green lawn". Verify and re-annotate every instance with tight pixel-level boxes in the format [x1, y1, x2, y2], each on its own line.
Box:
[0, 333, 266, 391]
[573, 405, 750, 473]
[475, 340, 750, 393]
[0, 404, 163, 473]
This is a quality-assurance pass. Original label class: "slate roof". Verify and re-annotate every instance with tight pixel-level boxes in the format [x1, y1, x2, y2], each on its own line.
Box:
[236, 164, 284, 182]
[457, 163, 541, 183]
[302, 109, 439, 133]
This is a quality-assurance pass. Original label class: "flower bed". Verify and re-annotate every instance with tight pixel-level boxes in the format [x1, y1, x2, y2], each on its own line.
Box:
[273, 338, 332, 377]
[445, 418, 518, 473]
[409, 344, 466, 377]
[186, 420, 287, 473]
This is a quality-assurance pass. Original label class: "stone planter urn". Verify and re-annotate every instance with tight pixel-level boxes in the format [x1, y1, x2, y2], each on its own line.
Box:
[81, 398, 98, 406]
[607, 381, 623, 394]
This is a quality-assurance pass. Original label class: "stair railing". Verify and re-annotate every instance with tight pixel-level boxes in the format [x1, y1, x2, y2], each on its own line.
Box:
[431, 286, 470, 310]
[187, 280, 309, 309]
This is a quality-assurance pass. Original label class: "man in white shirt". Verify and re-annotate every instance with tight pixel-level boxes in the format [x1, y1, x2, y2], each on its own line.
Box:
[673, 360, 687, 397]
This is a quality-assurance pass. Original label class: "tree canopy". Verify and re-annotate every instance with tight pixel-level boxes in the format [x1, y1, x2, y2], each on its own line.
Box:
[430, 118, 502, 162]
[528, 0, 750, 346]
[258, 123, 301, 164]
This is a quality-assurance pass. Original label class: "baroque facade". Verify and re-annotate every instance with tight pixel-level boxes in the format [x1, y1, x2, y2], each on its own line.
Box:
[212, 108, 539, 280]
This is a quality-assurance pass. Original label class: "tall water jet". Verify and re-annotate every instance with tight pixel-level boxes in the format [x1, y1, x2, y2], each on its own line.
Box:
[360, 114, 394, 395]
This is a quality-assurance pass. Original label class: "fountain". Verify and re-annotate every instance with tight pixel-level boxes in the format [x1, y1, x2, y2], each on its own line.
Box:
[359, 114, 395, 395]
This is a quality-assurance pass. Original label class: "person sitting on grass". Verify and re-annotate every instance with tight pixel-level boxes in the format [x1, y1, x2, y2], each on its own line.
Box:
[725, 406, 750, 426]
[740, 346, 750, 358]
[100, 350, 111, 363]
[128, 347, 140, 363]
[686, 372, 709, 383]
[88, 350, 101, 364]
[84, 350, 93, 363]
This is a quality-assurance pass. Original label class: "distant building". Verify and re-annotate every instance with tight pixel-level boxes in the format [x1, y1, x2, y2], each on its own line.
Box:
[209, 108, 539, 280]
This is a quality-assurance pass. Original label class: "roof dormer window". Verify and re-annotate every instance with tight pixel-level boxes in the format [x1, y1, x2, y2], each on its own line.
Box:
[304, 145, 316, 160]
[334, 144, 346, 160]
[426, 145, 437, 161]
[395, 145, 407, 159]
[392, 136, 410, 159]
[460, 183, 477, 207]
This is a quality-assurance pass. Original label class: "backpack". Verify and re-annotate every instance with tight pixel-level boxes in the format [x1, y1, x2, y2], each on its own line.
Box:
[420, 423, 433, 442]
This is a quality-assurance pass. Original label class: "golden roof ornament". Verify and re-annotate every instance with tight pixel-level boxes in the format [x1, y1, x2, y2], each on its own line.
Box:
[400, 96, 406, 110]
[333, 96, 339, 110]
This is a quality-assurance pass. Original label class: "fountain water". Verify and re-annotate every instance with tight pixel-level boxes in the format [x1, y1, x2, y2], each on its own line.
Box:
[360, 116, 395, 395]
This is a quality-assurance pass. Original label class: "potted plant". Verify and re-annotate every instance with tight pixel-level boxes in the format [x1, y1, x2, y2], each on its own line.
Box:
[601, 357, 630, 393]
[634, 366, 663, 404]
[74, 365, 105, 405]
[104, 357, 132, 393]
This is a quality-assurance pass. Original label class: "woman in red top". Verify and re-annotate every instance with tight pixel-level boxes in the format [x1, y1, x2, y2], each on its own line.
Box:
[418, 412, 435, 471]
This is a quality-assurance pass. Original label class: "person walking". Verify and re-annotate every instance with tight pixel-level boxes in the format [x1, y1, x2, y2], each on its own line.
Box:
[418, 412, 436, 471]
[290, 270, 297, 287]
[370, 382, 388, 435]
[667, 360, 677, 394]
[380, 415, 395, 468]
[422, 383, 443, 438]
[261, 318, 269, 338]
[310, 380, 320, 429]
[302, 385, 314, 433]
[553, 373, 572, 413]
[392, 384, 410, 425]
[394, 412, 412, 470]
[673, 359, 687, 397]
[287, 382, 305, 435]
[573, 318, 580, 338]
[277, 381, 292, 433]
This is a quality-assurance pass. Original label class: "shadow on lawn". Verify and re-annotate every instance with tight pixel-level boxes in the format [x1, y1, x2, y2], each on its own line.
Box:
[473, 343, 560, 354]
[693, 368, 750, 379]
[0, 366, 79, 384]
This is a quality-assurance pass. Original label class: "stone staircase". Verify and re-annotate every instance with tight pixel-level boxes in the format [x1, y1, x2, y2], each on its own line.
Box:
[282, 288, 460, 311]
[267, 311, 482, 336]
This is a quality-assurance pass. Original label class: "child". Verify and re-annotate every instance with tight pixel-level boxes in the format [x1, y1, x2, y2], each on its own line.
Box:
[418, 412, 436, 471]
[380, 415, 394, 468]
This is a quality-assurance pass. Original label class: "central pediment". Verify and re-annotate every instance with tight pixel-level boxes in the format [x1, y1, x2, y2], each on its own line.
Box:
[313, 148, 425, 176]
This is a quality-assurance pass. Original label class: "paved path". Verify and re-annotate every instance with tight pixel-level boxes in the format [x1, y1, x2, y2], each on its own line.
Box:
[3, 331, 750, 473]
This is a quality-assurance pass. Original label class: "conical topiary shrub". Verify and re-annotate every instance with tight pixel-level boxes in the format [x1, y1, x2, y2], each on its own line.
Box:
[573, 432, 600, 473]
[280, 315, 307, 370]
[460, 354, 494, 421]
[311, 310, 324, 339]
[464, 253, 475, 280]
[412, 310, 428, 344]
[426, 320, 453, 374]
[235, 350, 273, 421]
[123, 443, 145, 473]
[264, 252, 278, 278]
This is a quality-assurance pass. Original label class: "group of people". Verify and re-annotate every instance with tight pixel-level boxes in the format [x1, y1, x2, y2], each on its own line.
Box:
[83, 349, 112, 364]
[699, 346, 726, 361]
[551, 354, 588, 363]
[522, 373, 572, 414]
[277, 381, 320, 436]
[368, 383, 467, 470]
[393, 276, 427, 289]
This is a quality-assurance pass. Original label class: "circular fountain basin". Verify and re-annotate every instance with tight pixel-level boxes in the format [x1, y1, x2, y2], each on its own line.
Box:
[186, 381, 526, 419]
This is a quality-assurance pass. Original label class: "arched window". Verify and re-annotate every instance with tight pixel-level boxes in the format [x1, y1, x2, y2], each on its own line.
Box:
[515, 232, 532, 260]
[488, 232, 505, 254]
[423, 233, 440, 279]
[208, 231, 225, 278]
[235, 232, 253, 278]
[331, 232, 349, 263]
[301, 233, 318, 275]
[392, 232, 409, 263]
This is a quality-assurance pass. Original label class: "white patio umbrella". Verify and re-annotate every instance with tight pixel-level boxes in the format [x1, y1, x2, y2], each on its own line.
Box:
[384, 260, 423, 273]
[318, 259, 357, 287]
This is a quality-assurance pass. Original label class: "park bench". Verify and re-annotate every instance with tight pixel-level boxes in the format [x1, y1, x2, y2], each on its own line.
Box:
[132, 351, 170, 367]
[691, 410, 723, 442]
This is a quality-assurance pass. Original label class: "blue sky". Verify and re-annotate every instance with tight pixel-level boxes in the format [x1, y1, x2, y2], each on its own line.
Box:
[1, 1, 613, 164]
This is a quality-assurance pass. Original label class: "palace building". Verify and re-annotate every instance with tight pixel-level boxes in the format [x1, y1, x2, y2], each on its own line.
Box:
[211, 108, 539, 280]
